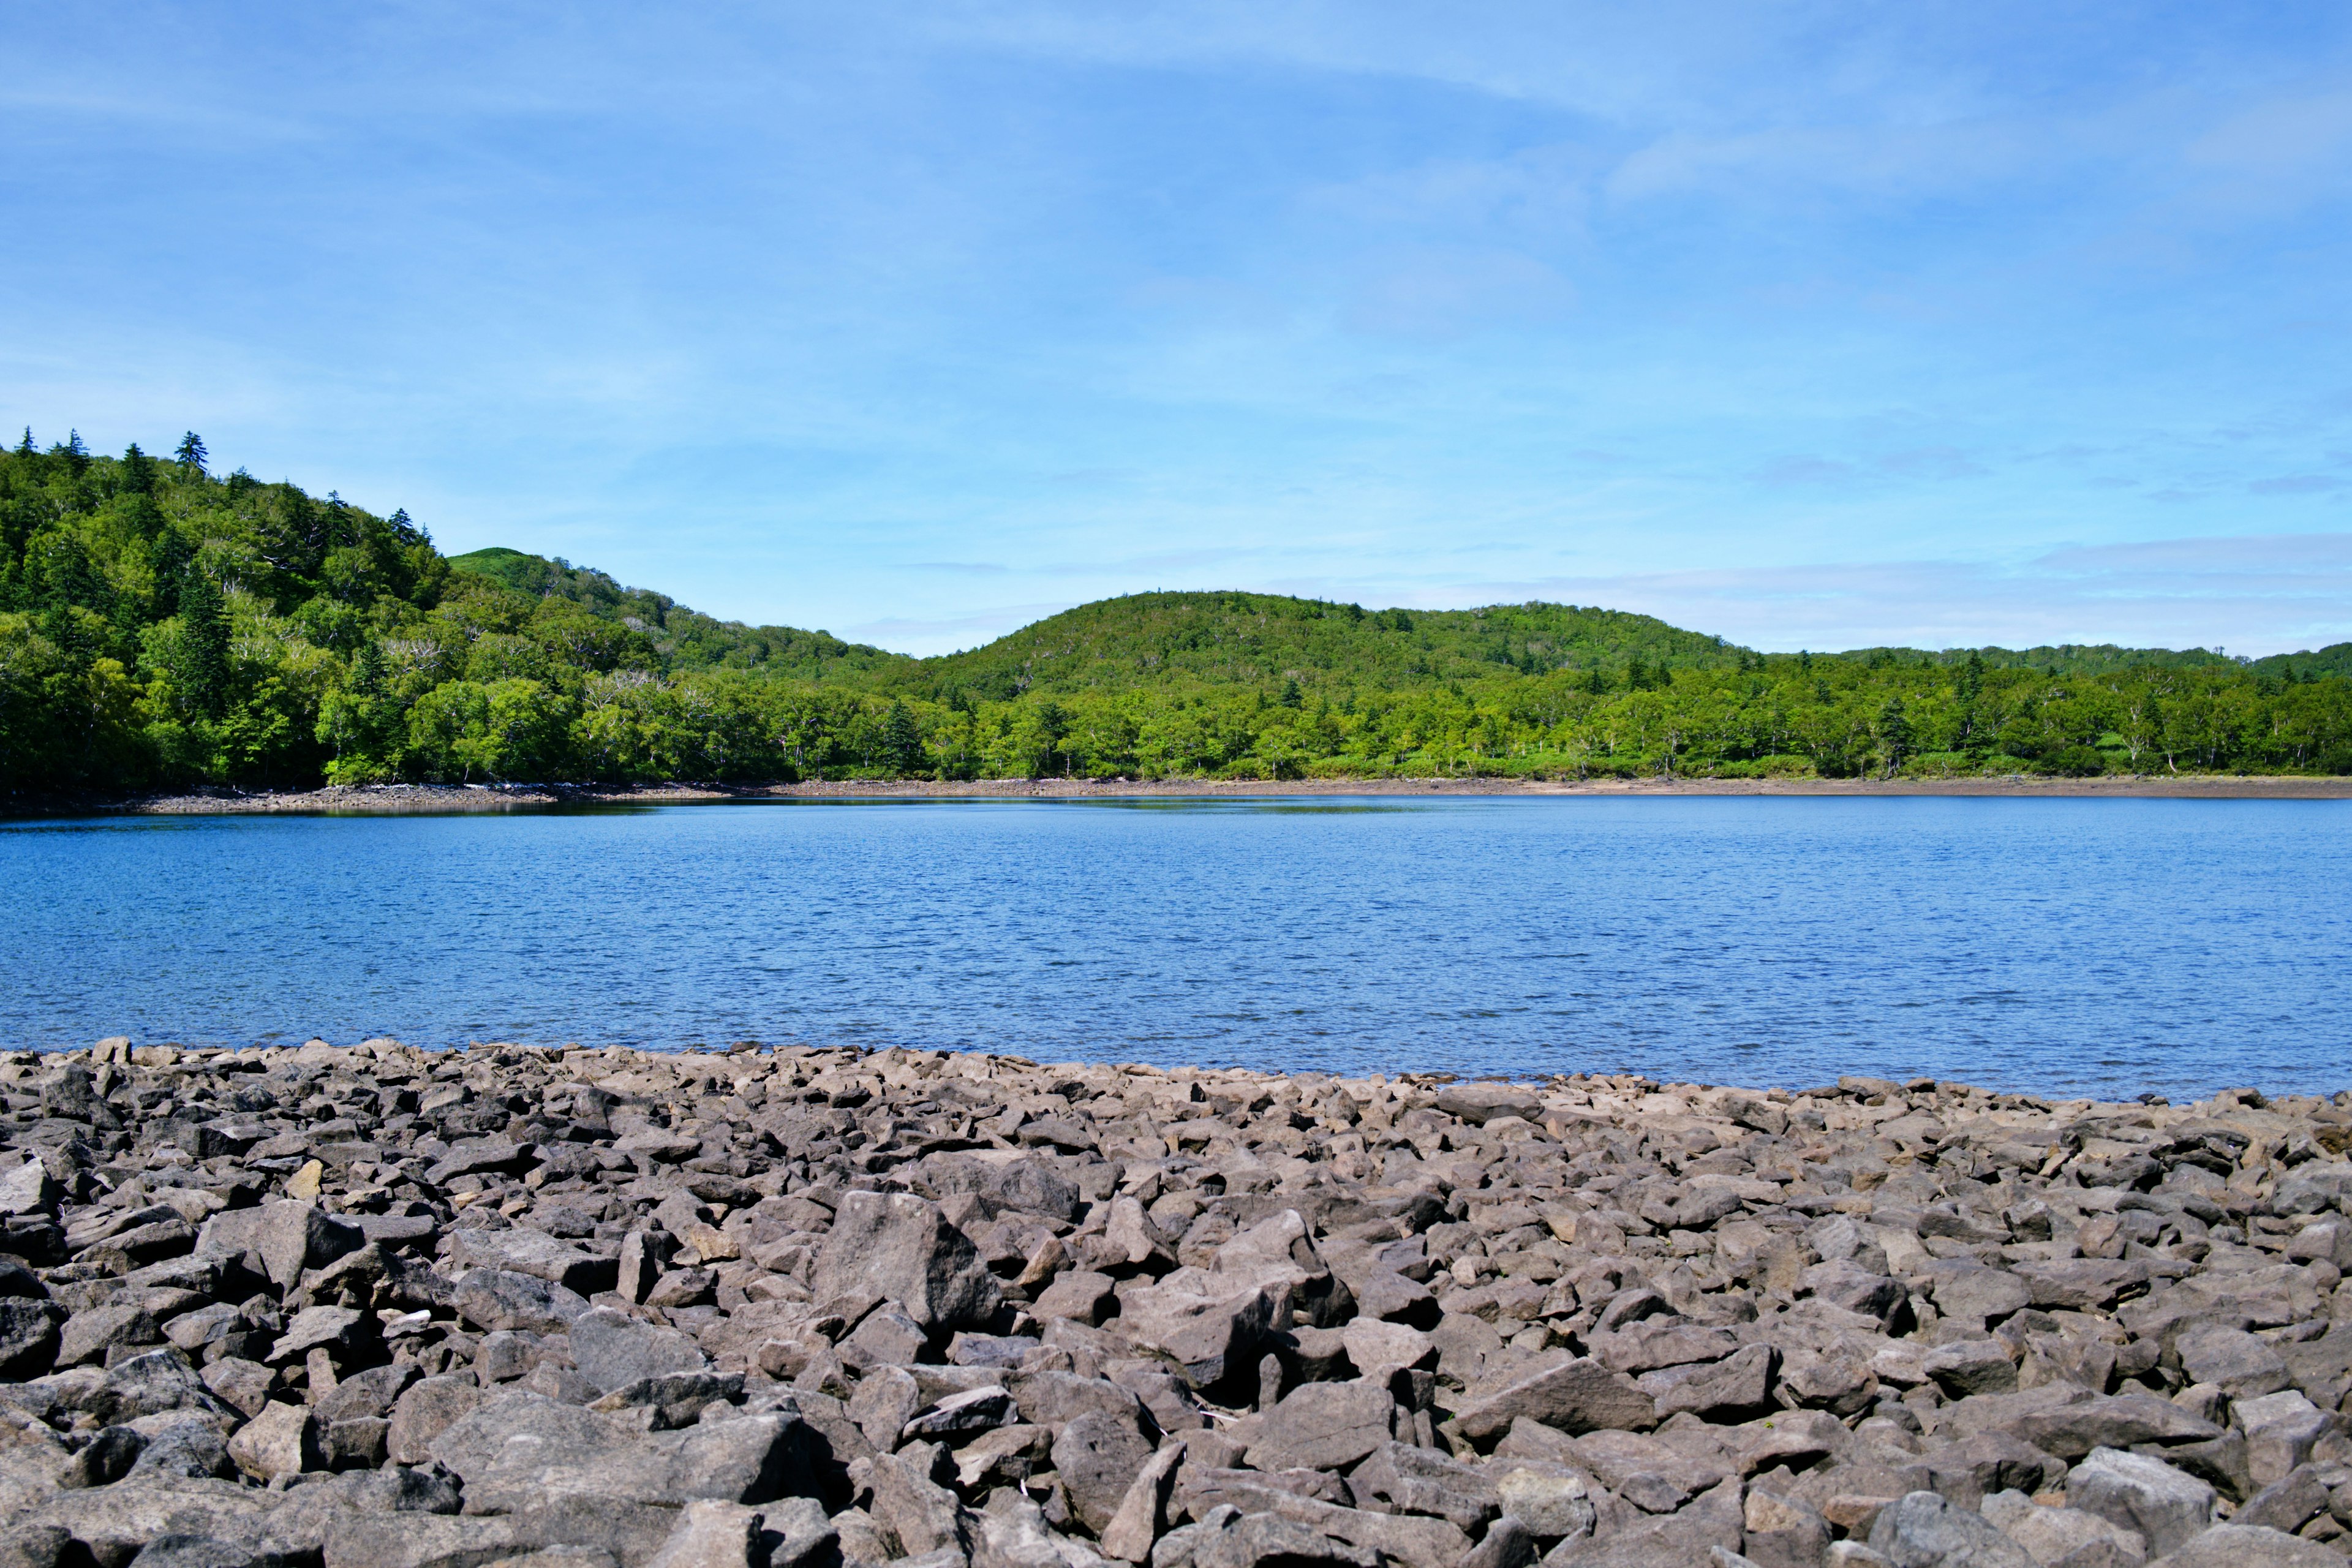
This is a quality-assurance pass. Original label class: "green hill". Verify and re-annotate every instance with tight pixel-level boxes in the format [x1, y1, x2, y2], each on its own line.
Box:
[445, 546, 909, 682]
[902, 592, 1741, 704]
[3, 434, 2348, 794]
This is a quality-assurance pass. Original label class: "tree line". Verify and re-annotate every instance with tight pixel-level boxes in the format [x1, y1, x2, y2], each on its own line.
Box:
[3, 434, 2347, 797]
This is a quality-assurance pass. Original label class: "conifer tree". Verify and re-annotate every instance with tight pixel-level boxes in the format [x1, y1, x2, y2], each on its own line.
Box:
[178, 567, 231, 719]
[175, 432, 208, 473]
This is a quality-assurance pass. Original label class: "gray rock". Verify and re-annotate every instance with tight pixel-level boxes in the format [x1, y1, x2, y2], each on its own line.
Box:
[1922, 1341, 2018, 1399]
[1152, 1506, 1378, 1568]
[429, 1392, 805, 1512]
[1493, 1468, 1593, 1540]
[1243, 1381, 1394, 1474]
[228, 1400, 320, 1482]
[1113, 1275, 1284, 1387]
[322, 1512, 526, 1568]
[2233, 1464, 2329, 1536]
[1052, 1411, 1155, 1534]
[2174, 1327, 2290, 1399]
[2067, 1447, 2214, 1559]
[1098, 1441, 1183, 1563]
[1638, 1343, 1776, 1422]
[128, 1537, 303, 1568]
[129, 1419, 234, 1482]
[83, 1348, 239, 1427]
[59, 1303, 162, 1367]
[1453, 1358, 1658, 1447]
[1348, 1441, 1499, 1533]
[448, 1229, 618, 1298]
[2013, 1395, 2222, 1461]
[1979, 1490, 2144, 1568]
[454, 1269, 591, 1335]
[2232, 1390, 2335, 1488]
[812, 1193, 1001, 1332]
[2141, 1524, 2343, 1566]
[1741, 1488, 1831, 1568]
[1865, 1489, 2035, 1567]
[641, 1501, 760, 1568]
[0, 1296, 62, 1379]
[256, 1202, 365, 1290]
[1434, 1085, 1544, 1126]
[568, 1307, 709, 1395]
[388, 1376, 485, 1466]
[862, 1445, 970, 1559]
[0, 1158, 60, 1216]
[1927, 1267, 2032, 1330]
[31, 1477, 276, 1568]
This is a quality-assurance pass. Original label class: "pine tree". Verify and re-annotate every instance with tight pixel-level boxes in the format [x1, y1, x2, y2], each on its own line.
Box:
[14, 428, 31, 456]
[121, 442, 156, 494]
[881, 701, 923, 775]
[178, 567, 231, 718]
[175, 432, 208, 473]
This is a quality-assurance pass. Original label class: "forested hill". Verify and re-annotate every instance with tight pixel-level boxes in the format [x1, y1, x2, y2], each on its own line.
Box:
[2, 434, 2348, 796]
[899, 593, 1740, 703]
[443, 547, 910, 683]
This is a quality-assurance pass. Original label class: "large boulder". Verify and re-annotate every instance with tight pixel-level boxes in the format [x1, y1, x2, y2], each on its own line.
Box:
[810, 1193, 1001, 1331]
[1866, 1489, 2035, 1567]
[1451, 1359, 1657, 1447]
[568, 1307, 710, 1395]
[1115, 1272, 1284, 1387]
[2067, 1447, 2214, 1559]
[427, 1392, 806, 1511]
[446, 1229, 617, 1297]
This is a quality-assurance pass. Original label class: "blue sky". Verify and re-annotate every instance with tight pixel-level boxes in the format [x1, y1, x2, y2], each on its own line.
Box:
[6, 4, 2350, 656]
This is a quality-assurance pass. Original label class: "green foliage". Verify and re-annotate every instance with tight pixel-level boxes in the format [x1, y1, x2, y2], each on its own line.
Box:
[3, 434, 2349, 799]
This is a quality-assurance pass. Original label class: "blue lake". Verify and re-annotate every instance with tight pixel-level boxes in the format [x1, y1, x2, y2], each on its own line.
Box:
[2, 796, 2346, 1099]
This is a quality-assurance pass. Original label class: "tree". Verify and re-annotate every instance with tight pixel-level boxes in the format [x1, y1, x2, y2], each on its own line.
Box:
[1278, 677, 1302, 709]
[1959, 649, 1985, 704]
[121, 443, 157, 495]
[1876, 696, 1912, 778]
[176, 567, 231, 719]
[881, 699, 924, 775]
[175, 433, 208, 473]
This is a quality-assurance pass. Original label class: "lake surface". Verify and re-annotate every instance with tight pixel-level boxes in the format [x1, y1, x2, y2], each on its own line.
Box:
[3, 796, 2346, 1099]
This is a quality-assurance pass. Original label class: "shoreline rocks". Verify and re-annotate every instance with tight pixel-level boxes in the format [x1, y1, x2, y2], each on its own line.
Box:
[1, 1039, 2350, 1568]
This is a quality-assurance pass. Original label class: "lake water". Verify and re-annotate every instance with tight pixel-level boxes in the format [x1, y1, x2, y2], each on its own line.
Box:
[3, 796, 2346, 1099]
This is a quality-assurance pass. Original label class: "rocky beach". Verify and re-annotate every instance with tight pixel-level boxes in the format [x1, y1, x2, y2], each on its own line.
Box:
[2, 1041, 2351, 1568]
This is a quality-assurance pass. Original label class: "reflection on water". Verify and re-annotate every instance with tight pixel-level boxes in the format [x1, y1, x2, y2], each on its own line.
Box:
[2, 796, 2346, 1099]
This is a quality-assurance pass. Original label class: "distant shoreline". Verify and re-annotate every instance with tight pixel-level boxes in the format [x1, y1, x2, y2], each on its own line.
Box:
[20, 771, 2352, 816]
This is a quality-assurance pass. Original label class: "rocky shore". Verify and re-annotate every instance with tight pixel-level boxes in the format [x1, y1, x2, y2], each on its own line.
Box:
[39, 771, 2352, 816]
[3, 1042, 2351, 1568]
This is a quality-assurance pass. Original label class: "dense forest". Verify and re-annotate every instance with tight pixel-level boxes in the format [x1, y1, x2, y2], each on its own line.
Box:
[4, 435, 2348, 797]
